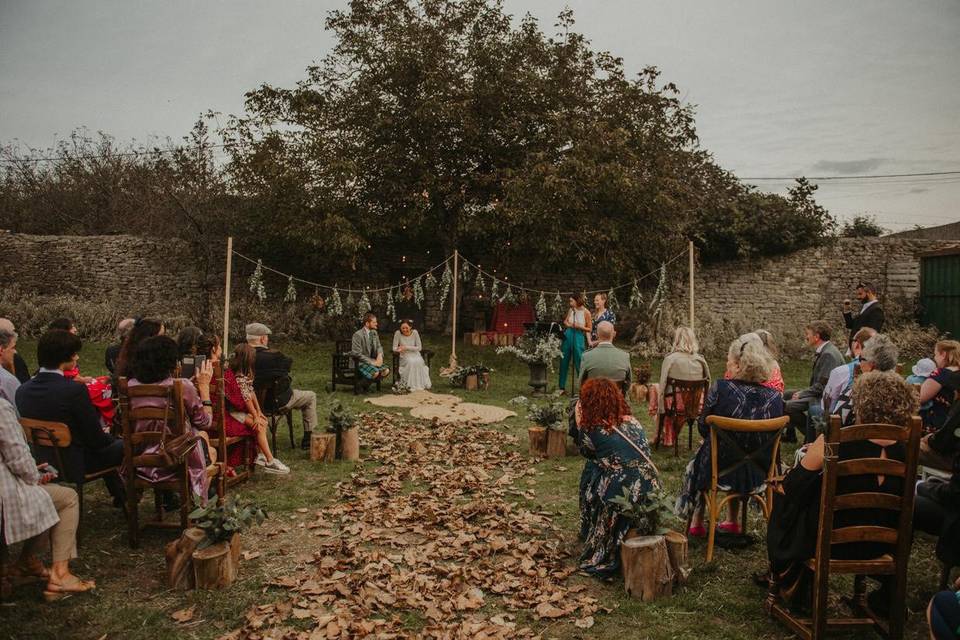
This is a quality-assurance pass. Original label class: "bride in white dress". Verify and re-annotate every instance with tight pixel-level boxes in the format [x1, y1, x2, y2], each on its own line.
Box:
[392, 321, 432, 391]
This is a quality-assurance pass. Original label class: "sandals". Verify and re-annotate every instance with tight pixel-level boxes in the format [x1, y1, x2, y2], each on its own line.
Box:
[43, 576, 96, 602]
[8, 556, 50, 580]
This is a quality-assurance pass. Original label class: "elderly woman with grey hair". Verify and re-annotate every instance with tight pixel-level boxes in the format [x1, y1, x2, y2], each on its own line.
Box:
[831, 333, 898, 426]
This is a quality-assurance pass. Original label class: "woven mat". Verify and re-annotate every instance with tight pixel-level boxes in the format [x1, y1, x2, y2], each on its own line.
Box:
[365, 391, 516, 424]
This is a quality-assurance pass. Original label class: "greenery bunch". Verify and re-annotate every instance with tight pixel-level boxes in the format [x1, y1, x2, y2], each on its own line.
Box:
[189, 496, 268, 549]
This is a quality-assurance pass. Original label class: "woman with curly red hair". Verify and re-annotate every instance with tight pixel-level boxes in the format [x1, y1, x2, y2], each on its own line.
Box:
[574, 378, 661, 579]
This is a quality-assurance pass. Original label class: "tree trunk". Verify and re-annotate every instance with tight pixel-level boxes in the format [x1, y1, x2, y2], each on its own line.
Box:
[528, 426, 548, 458]
[310, 433, 336, 462]
[340, 427, 360, 461]
[165, 527, 206, 590]
[665, 530, 690, 584]
[192, 535, 239, 590]
[621, 535, 674, 601]
[464, 373, 478, 390]
[546, 428, 567, 458]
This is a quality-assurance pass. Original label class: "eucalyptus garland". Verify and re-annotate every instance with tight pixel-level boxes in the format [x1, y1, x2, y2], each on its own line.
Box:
[629, 280, 644, 308]
[439, 261, 453, 312]
[248, 259, 267, 302]
[650, 263, 668, 321]
[345, 290, 356, 314]
[552, 292, 564, 317]
[283, 276, 297, 303]
[535, 291, 548, 320]
[606, 288, 620, 312]
[395, 285, 405, 302]
[460, 261, 471, 283]
[473, 269, 486, 296]
[500, 284, 517, 305]
[413, 276, 425, 307]
[425, 270, 438, 291]
[371, 289, 382, 308]
[489, 279, 499, 306]
[386, 287, 397, 321]
[357, 290, 372, 318]
[328, 287, 344, 316]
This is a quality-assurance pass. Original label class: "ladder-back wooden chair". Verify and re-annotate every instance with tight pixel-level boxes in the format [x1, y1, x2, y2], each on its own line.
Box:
[330, 340, 382, 394]
[699, 414, 789, 562]
[20, 417, 120, 534]
[119, 379, 223, 547]
[655, 378, 710, 456]
[768, 414, 922, 640]
[210, 362, 254, 489]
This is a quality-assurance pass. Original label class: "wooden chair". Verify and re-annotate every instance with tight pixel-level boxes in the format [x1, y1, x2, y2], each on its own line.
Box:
[210, 363, 254, 489]
[698, 414, 789, 562]
[655, 378, 710, 456]
[257, 376, 295, 452]
[391, 349, 434, 385]
[768, 414, 922, 640]
[330, 340, 381, 394]
[20, 417, 120, 532]
[119, 379, 224, 548]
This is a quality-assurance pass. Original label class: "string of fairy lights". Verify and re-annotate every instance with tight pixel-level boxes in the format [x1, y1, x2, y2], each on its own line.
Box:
[232, 247, 688, 322]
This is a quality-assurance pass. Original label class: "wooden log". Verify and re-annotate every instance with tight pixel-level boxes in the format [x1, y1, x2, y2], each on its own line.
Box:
[310, 433, 336, 462]
[546, 428, 567, 458]
[164, 527, 206, 590]
[464, 374, 478, 391]
[621, 535, 674, 601]
[528, 426, 548, 458]
[192, 536, 238, 590]
[664, 530, 690, 584]
[480, 372, 490, 390]
[340, 427, 360, 461]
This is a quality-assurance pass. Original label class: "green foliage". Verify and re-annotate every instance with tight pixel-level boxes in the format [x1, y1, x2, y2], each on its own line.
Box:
[525, 400, 567, 431]
[441, 363, 494, 387]
[610, 488, 675, 536]
[188, 496, 268, 549]
[327, 400, 357, 433]
[496, 328, 561, 368]
[841, 214, 887, 237]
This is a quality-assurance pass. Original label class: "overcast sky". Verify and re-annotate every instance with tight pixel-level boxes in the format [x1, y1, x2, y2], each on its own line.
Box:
[1, 0, 958, 231]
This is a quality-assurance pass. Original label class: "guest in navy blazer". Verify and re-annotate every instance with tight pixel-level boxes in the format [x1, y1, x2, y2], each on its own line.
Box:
[15, 330, 125, 505]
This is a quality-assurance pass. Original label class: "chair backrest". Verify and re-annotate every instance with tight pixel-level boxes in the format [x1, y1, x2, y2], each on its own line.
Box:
[257, 375, 290, 414]
[210, 363, 228, 458]
[706, 415, 790, 487]
[335, 340, 353, 355]
[666, 378, 710, 420]
[118, 378, 186, 468]
[813, 414, 921, 566]
[20, 418, 85, 482]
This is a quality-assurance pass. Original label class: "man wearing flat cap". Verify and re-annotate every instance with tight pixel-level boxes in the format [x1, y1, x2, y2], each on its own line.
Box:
[246, 322, 317, 449]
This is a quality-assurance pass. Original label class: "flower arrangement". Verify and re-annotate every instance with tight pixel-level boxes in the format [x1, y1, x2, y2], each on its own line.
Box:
[497, 329, 561, 369]
[392, 379, 411, 395]
[188, 497, 268, 549]
[526, 400, 567, 431]
[441, 363, 494, 387]
[327, 400, 356, 433]
[611, 488, 675, 536]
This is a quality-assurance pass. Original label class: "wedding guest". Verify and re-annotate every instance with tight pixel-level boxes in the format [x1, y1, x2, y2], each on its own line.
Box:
[649, 327, 710, 447]
[0, 319, 30, 383]
[392, 320, 431, 391]
[559, 294, 592, 394]
[588, 293, 616, 348]
[578, 321, 631, 390]
[822, 327, 876, 414]
[575, 378, 661, 579]
[677, 335, 784, 537]
[176, 326, 205, 358]
[830, 334, 898, 426]
[842, 282, 884, 351]
[195, 333, 222, 364]
[783, 321, 844, 443]
[927, 583, 960, 640]
[0, 328, 20, 406]
[919, 340, 960, 432]
[224, 344, 289, 474]
[766, 371, 917, 615]
[16, 330, 125, 506]
[752, 329, 785, 393]
[350, 313, 391, 386]
[914, 453, 960, 589]
[115, 317, 165, 379]
[0, 398, 94, 602]
[104, 318, 134, 375]
[47, 318, 93, 384]
[247, 322, 318, 450]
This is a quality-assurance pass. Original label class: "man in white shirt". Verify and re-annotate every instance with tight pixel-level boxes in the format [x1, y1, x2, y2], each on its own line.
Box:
[822, 327, 876, 414]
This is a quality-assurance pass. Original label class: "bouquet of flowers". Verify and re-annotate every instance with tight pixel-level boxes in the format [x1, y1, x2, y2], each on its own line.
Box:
[497, 328, 561, 369]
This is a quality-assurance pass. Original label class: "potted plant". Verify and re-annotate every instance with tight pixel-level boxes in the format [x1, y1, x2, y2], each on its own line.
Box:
[522, 399, 568, 458]
[440, 364, 494, 390]
[171, 497, 267, 590]
[496, 328, 561, 394]
[327, 400, 360, 461]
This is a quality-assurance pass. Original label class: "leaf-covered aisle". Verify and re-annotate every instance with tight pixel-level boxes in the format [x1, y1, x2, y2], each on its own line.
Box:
[222, 411, 601, 639]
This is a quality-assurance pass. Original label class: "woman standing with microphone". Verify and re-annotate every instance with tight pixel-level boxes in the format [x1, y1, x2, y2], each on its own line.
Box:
[559, 293, 592, 394]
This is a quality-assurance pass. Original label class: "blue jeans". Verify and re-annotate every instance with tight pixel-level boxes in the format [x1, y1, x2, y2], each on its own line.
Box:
[559, 328, 585, 391]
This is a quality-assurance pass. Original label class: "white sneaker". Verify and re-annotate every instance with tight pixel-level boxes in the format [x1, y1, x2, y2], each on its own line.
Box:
[262, 458, 290, 475]
[254, 453, 267, 467]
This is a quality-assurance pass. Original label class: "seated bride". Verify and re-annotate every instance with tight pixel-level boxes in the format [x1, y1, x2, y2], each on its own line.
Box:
[392, 320, 431, 391]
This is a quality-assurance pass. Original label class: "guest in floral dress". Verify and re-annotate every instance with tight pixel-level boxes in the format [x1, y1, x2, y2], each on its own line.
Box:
[575, 378, 661, 580]
[677, 334, 784, 536]
[588, 293, 616, 348]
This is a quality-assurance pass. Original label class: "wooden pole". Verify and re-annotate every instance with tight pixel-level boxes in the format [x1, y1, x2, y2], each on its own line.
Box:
[688, 240, 695, 329]
[222, 237, 233, 355]
[450, 250, 459, 369]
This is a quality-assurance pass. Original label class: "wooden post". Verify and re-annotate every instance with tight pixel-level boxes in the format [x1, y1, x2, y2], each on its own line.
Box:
[192, 536, 239, 590]
[528, 427, 548, 457]
[340, 428, 360, 461]
[688, 240, 695, 329]
[450, 250, 459, 370]
[665, 530, 690, 584]
[622, 535, 674, 601]
[310, 433, 336, 462]
[165, 527, 206, 590]
[222, 236, 234, 355]
[546, 429, 567, 458]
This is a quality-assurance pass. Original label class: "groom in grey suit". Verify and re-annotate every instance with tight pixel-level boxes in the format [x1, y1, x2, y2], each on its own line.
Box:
[783, 320, 845, 443]
[578, 321, 631, 391]
[350, 313, 391, 385]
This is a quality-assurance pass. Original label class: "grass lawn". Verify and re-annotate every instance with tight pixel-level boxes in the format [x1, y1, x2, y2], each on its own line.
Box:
[1, 336, 941, 640]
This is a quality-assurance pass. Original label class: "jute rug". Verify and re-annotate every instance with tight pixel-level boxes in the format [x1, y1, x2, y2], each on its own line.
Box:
[365, 390, 516, 424]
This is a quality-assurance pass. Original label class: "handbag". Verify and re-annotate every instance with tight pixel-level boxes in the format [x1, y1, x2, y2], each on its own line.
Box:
[155, 394, 201, 469]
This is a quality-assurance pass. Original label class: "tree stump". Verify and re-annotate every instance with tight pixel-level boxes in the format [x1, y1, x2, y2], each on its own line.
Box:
[340, 427, 360, 461]
[310, 433, 336, 462]
[528, 427, 548, 457]
[464, 374, 478, 391]
[192, 535, 239, 590]
[621, 535, 674, 601]
[165, 527, 206, 590]
[546, 428, 567, 458]
[665, 530, 690, 584]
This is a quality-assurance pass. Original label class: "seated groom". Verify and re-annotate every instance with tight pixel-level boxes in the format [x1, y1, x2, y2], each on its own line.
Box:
[16, 330, 125, 505]
[246, 322, 318, 450]
[351, 313, 391, 387]
[783, 320, 844, 443]
[578, 321, 631, 391]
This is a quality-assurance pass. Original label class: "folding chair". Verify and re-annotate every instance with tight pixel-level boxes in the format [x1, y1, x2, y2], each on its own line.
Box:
[257, 375, 295, 452]
[119, 379, 223, 548]
[768, 414, 922, 640]
[698, 414, 789, 562]
[655, 378, 710, 456]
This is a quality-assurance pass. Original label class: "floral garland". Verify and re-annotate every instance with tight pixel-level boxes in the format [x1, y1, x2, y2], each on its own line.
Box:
[552, 292, 564, 317]
[439, 261, 453, 312]
[357, 290, 372, 318]
[606, 288, 619, 312]
[535, 291, 548, 320]
[499, 284, 517, 306]
[424, 270, 438, 291]
[649, 263, 668, 322]
[283, 276, 297, 303]
[328, 287, 344, 316]
[629, 280, 643, 308]
[385, 287, 397, 321]
[413, 276, 425, 307]
[248, 259, 267, 302]
[345, 290, 356, 314]
[460, 261, 471, 283]
[489, 279, 499, 306]
[473, 269, 485, 296]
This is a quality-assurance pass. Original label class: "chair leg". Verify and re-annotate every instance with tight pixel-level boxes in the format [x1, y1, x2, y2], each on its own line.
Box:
[740, 494, 748, 534]
[688, 418, 694, 451]
[75, 483, 85, 543]
[654, 414, 663, 451]
[127, 488, 140, 548]
[180, 475, 190, 531]
[674, 419, 680, 458]
[287, 413, 295, 450]
[706, 490, 718, 563]
[270, 416, 278, 453]
[811, 567, 830, 639]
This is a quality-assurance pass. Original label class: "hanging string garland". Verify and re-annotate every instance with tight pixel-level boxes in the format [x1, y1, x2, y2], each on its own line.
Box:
[606, 288, 619, 312]
[649, 263, 668, 321]
[489, 279, 499, 306]
[473, 269, 486, 296]
[357, 290, 372, 318]
[395, 284, 405, 303]
[345, 290, 356, 315]
[535, 291, 548, 320]
[371, 289, 382, 309]
[310, 288, 326, 311]
[284, 276, 297, 303]
[425, 269, 438, 291]
[439, 261, 453, 312]
[248, 259, 267, 302]
[413, 276, 425, 308]
[386, 287, 397, 321]
[552, 291, 564, 317]
[629, 280, 644, 309]
[328, 288, 344, 316]
[460, 261, 471, 284]
[500, 284, 517, 306]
